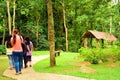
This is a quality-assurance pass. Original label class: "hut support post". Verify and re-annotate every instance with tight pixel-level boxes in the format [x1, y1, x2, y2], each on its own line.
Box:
[101, 39, 104, 48]
[96, 39, 99, 48]
[90, 37, 92, 47]
[84, 38, 87, 48]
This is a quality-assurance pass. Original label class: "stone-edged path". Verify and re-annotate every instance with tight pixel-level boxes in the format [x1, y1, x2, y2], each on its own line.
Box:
[3, 55, 94, 80]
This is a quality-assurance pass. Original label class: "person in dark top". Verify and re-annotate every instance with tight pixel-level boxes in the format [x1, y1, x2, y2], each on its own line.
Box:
[25, 37, 33, 67]
[21, 36, 28, 68]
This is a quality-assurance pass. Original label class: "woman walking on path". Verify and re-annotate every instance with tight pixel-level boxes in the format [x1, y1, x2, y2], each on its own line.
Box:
[25, 37, 33, 67]
[11, 29, 23, 75]
[22, 36, 28, 68]
[5, 35, 14, 70]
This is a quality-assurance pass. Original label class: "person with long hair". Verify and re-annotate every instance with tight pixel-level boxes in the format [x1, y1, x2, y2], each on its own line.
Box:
[11, 29, 23, 75]
[25, 37, 33, 67]
[5, 35, 14, 70]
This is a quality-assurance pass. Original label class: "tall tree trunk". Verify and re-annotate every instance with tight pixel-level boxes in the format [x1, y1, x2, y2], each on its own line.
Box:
[2, 19, 6, 45]
[47, 0, 56, 67]
[110, 16, 112, 33]
[13, 0, 16, 31]
[62, 2, 68, 52]
[6, 0, 12, 35]
[36, 17, 40, 47]
[109, 4, 112, 45]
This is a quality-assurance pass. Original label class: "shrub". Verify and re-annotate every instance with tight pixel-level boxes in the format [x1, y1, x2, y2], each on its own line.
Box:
[84, 48, 102, 64]
[78, 47, 92, 56]
[79, 46, 120, 64]
[0, 45, 6, 55]
[69, 40, 79, 52]
[36, 35, 49, 50]
[101, 46, 120, 62]
[55, 37, 65, 51]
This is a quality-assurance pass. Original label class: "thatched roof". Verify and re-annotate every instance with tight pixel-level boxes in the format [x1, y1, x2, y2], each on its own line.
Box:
[82, 30, 117, 41]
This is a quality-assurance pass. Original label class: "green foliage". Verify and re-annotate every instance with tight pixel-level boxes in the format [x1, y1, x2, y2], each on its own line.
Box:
[0, 45, 6, 55]
[85, 48, 102, 64]
[0, 25, 4, 32]
[115, 41, 120, 46]
[79, 48, 101, 64]
[55, 37, 65, 51]
[101, 46, 120, 61]
[79, 46, 120, 64]
[69, 40, 78, 52]
[78, 47, 92, 55]
[0, 0, 119, 53]
[36, 35, 49, 50]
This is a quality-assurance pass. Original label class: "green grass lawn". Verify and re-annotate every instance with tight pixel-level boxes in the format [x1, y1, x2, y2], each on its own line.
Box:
[33, 51, 49, 56]
[33, 51, 120, 80]
[0, 55, 14, 80]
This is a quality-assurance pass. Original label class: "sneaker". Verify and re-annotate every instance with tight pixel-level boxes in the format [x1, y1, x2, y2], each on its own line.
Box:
[15, 73, 19, 75]
[25, 65, 28, 68]
[19, 72, 22, 74]
[30, 65, 32, 67]
[10, 67, 13, 70]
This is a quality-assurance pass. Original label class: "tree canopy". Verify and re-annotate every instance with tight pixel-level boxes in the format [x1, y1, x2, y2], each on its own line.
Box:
[0, 0, 119, 51]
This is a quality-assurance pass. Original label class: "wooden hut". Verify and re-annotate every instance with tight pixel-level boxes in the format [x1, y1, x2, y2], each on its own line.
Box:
[82, 30, 117, 48]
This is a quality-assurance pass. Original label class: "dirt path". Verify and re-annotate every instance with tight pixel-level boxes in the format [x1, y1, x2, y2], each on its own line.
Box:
[3, 55, 94, 80]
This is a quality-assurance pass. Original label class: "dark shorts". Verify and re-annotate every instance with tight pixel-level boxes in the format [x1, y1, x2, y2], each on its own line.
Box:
[27, 56, 31, 61]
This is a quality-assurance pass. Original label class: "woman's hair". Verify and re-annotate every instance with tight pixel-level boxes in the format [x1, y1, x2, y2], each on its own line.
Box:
[13, 29, 19, 45]
[25, 37, 31, 50]
[6, 35, 12, 48]
[25, 37, 30, 45]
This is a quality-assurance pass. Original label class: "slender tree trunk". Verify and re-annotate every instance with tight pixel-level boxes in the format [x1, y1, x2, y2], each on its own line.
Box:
[110, 16, 112, 33]
[13, 0, 16, 31]
[6, 0, 12, 35]
[47, 0, 56, 67]
[109, 5, 112, 45]
[36, 17, 40, 47]
[62, 2, 68, 52]
[2, 19, 6, 45]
